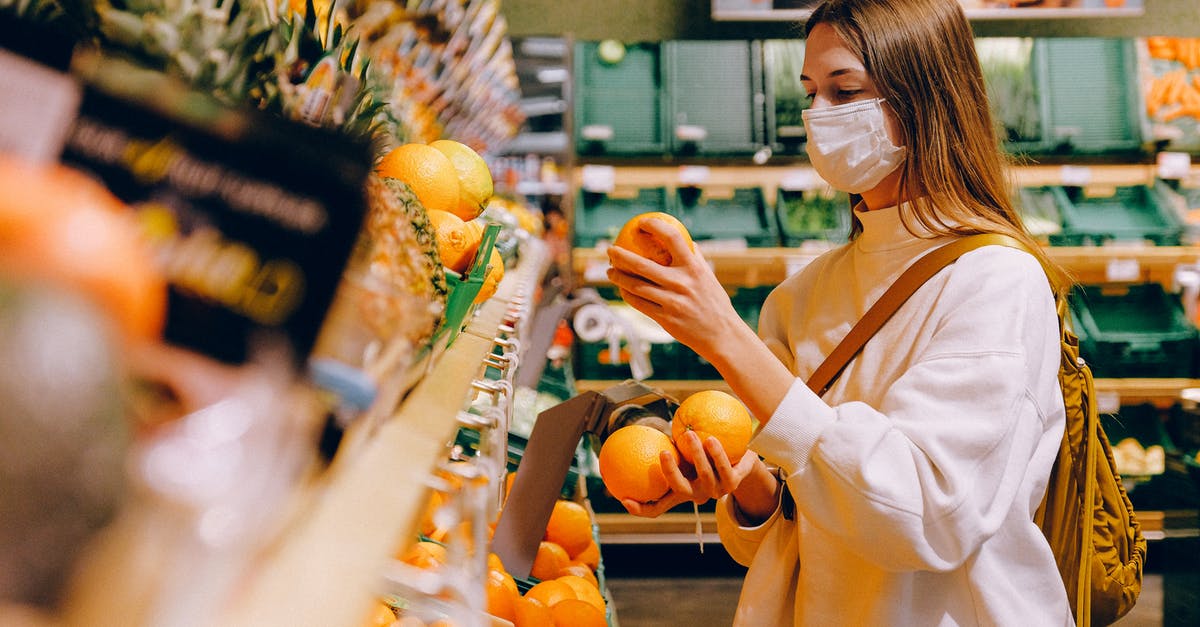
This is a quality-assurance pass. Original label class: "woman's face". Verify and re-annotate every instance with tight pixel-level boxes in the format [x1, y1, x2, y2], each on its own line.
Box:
[801, 23, 904, 145]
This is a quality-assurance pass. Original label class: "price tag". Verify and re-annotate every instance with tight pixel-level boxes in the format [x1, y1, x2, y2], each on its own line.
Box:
[678, 166, 711, 186]
[0, 47, 81, 162]
[675, 124, 708, 142]
[1060, 165, 1093, 187]
[1096, 390, 1121, 416]
[1106, 258, 1142, 282]
[580, 125, 614, 141]
[1157, 151, 1192, 180]
[580, 165, 615, 193]
[583, 259, 611, 283]
[780, 169, 819, 191]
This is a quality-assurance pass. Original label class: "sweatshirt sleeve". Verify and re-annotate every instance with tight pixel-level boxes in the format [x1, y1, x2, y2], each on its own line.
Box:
[752, 250, 1058, 573]
[714, 492, 786, 567]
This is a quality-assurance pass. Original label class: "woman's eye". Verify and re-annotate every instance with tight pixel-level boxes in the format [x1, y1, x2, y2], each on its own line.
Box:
[837, 89, 863, 99]
[803, 93, 815, 103]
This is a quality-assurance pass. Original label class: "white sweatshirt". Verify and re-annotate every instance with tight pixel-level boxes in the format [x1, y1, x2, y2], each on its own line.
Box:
[716, 204, 1073, 626]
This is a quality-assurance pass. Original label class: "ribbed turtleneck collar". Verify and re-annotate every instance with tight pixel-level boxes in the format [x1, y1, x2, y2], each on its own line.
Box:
[853, 201, 946, 252]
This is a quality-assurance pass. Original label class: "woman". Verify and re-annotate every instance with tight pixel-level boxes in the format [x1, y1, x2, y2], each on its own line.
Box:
[605, 0, 1074, 624]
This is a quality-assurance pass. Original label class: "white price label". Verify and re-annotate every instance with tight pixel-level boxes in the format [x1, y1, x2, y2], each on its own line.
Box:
[1060, 165, 1093, 187]
[675, 124, 708, 142]
[0, 48, 82, 163]
[1096, 390, 1121, 415]
[1106, 258, 1142, 282]
[678, 166, 711, 186]
[580, 165, 616, 193]
[1157, 151, 1192, 180]
[583, 259, 611, 283]
[580, 125, 614, 141]
[780, 169, 819, 191]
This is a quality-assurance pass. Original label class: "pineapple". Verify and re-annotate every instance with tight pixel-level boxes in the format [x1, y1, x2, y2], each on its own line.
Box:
[356, 174, 447, 349]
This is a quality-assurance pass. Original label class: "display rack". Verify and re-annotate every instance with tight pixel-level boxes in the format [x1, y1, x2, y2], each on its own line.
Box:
[218, 244, 548, 627]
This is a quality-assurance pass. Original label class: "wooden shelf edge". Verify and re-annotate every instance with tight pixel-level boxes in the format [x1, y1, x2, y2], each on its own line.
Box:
[578, 379, 1200, 404]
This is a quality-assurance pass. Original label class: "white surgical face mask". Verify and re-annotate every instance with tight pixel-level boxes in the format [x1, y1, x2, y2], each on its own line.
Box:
[802, 98, 906, 194]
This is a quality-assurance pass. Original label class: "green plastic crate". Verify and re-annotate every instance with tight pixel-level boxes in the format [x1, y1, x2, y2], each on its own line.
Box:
[574, 42, 668, 155]
[1102, 403, 1177, 454]
[435, 223, 502, 346]
[574, 187, 672, 247]
[1048, 184, 1183, 246]
[1036, 38, 1142, 154]
[675, 186, 780, 247]
[775, 188, 851, 245]
[1070, 283, 1199, 378]
[665, 40, 765, 155]
[1015, 186, 1065, 242]
[574, 339, 697, 381]
[453, 427, 582, 499]
[763, 39, 809, 155]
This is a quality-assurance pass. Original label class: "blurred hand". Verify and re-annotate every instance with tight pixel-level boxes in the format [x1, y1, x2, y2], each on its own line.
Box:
[621, 430, 760, 518]
[606, 218, 746, 360]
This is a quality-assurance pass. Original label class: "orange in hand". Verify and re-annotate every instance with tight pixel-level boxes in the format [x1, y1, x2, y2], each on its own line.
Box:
[613, 211, 694, 265]
[598, 424, 680, 503]
[671, 390, 754, 464]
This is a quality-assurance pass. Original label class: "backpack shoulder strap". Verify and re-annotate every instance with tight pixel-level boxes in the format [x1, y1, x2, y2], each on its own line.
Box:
[807, 233, 1025, 396]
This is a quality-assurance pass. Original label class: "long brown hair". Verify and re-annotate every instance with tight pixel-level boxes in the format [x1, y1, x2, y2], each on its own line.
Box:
[806, 0, 1071, 295]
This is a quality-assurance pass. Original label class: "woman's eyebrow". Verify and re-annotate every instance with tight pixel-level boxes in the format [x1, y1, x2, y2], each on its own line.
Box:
[799, 67, 864, 82]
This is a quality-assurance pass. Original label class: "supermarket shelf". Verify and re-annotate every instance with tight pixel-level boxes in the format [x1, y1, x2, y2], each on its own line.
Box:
[222, 248, 547, 627]
[594, 509, 1195, 544]
[573, 245, 1200, 287]
[596, 511, 720, 545]
[577, 379, 1200, 406]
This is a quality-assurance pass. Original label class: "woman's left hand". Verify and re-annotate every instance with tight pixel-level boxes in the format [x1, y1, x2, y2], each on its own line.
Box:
[606, 218, 743, 360]
[621, 430, 761, 518]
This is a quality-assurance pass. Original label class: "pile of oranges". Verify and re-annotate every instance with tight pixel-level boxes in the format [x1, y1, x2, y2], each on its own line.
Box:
[386, 466, 608, 627]
[376, 141, 503, 303]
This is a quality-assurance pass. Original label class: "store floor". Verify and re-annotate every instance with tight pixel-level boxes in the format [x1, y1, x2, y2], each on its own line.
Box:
[601, 540, 1200, 626]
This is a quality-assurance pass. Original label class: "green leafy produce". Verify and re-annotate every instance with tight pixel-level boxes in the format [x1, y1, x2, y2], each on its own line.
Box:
[977, 38, 1042, 144]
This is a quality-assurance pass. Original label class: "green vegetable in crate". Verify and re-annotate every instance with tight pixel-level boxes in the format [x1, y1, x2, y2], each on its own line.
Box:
[976, 38, 1041, 144]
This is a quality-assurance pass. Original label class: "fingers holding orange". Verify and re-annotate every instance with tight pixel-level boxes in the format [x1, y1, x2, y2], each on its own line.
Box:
[612, 212, 694, 266]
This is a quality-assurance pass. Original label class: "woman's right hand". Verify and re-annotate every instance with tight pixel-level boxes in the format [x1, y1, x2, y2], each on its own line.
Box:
[621, 431, 761, 518]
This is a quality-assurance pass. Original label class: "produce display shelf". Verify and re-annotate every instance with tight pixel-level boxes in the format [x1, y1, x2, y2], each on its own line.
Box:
[219, 248, 548, 627]
[572, 246, 1200, 288]
[576, 379, 1200, 407]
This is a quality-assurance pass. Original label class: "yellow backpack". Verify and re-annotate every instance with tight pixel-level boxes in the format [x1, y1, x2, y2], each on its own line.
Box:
[807, 234, 1147, 626]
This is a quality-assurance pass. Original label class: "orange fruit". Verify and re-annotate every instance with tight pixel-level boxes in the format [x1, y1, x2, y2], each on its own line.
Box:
[572, 541, 601, 571]
[556, 562, 599, 588]
[504, 471, 517, 498]
[671, 390, 754, 464]
[430, 139, 493, 221]
[485, 568, 520, 622]
[598, 424, 680, 503]
[530, 541, 571, 582]
[613, 211, 694, 266]
[473, 248, 504, 304]
[376, 144, 461, 215]
[544, 500, 593, 557]
[555, 575, 605, 611]
[427, 210, 474, 273]
[399, 541, 447, 569]
[524, 579, 576, 608]
[363, 600, 397, 627]
[459, 219, 486, 269]
[488, 552, 507, 573]
[549, 599, 606, 627]
[513, 596, 554, 627]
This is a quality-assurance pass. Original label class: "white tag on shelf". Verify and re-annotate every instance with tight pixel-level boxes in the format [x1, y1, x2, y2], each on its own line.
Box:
[1060, 165, 1093, 187]
[675, 124, 708, 142]
[780, 169, 819, 191]
[580, 125, 614, 141]
[583, 259, 611, 283]
[1096, 390, 1121, 416]
[1105, 258, 1142, 282]
[0, 48, 82, 163]
[580, 165, 616, 193]
[678, 165, 711, 186]
[1157, 151, 1192, 180]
